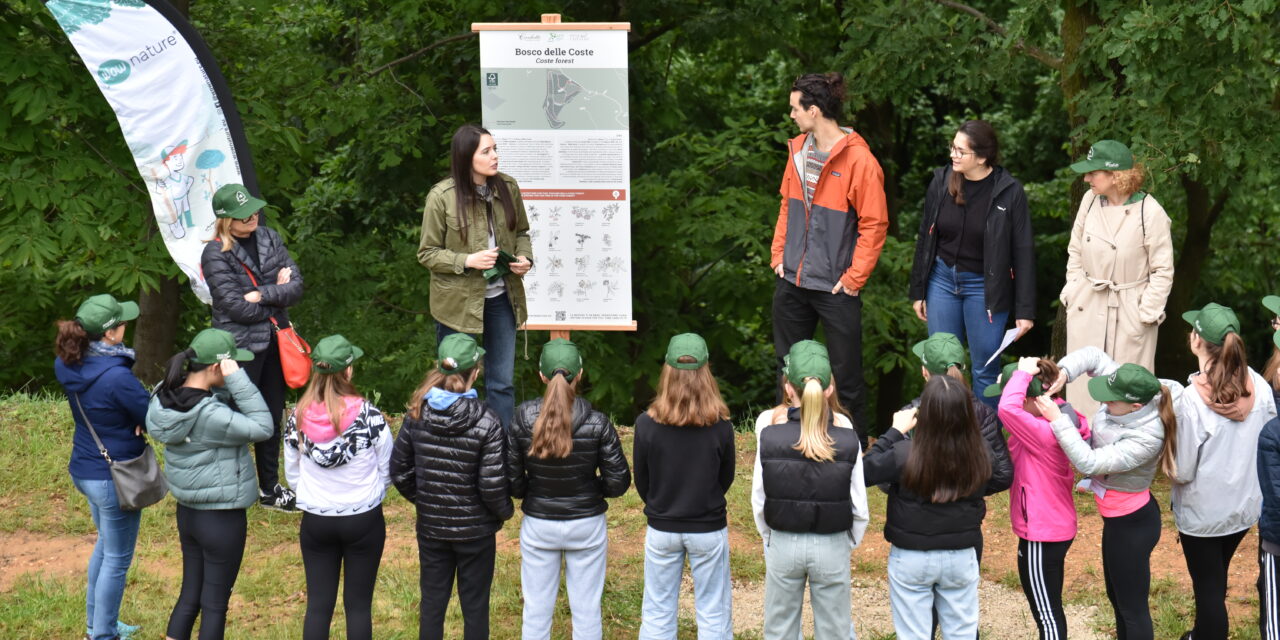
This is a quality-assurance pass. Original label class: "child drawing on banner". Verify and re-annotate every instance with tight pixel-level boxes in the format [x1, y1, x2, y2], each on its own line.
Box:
[151, 140, 195, 238]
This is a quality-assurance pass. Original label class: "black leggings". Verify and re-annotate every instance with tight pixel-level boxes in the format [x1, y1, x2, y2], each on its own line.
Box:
[242, 333, 285, 492]
[1181, 528, 1249, 640]
[1018, 537, 1072, 640]
[167, 505, 248, 640]
[1102, 495, 1161, 640]
[299, 507, 386, 640]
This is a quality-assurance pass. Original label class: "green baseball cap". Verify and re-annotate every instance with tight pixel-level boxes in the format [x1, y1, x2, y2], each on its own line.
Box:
[437, 333, 484, 373]
[212, 183, 267, 220]
[912, 332, 966, 375]
[540, 338, 583, 380]
[75, 294, 139, 334]
[983, 362, 1045, 398]
[783, 340, 832, 389]
[1069, 140, 1134, 173]
[189, 328, 254, 364]
[311, 334, 364, 373]
[1087, 363, 1161, 404]
[665, 333, 709, 370]
[1263, 295, 1280, 318]
[1181, 302, 1239, 345]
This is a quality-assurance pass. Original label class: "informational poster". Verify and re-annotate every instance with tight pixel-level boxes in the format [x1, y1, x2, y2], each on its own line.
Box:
[476, 27, 632, 328]
[45, 0, 260, 304]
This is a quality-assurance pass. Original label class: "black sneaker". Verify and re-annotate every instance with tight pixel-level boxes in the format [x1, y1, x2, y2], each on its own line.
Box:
[258, 484, 298, 512]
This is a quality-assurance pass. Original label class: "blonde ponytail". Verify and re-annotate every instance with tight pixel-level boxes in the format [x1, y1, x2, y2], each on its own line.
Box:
[1157, 385, 1179, 478]
[793, 377, 836, 462]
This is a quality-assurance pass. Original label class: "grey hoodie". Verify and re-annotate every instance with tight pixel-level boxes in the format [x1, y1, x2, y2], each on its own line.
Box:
[145, 369, 273, 510]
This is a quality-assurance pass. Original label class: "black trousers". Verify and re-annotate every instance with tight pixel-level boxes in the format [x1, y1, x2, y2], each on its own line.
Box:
[1180, 528, 1249, 640]
[242, 332, 285, 492]
[1259, 543, 1280, 640]
[167, 505, 248, 640]
[418, 534, 496, 640]
[1018, 537, 1073, 640]
[300, 507, 386, 640]
[771, 278, 867, 445]
[1102, 496, 1161, 640]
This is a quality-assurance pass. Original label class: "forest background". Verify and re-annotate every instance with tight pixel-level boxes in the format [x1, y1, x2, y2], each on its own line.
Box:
[2, 0, 1278, 433]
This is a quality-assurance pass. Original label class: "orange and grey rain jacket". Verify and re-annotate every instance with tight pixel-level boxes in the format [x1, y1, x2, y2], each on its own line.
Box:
[770, 130, 890, 293]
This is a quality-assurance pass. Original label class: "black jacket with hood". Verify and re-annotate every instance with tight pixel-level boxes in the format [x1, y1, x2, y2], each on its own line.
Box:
[200, 225, 304, 354]
[908, 165, 1036, 321]
[507, 397, 631, 520]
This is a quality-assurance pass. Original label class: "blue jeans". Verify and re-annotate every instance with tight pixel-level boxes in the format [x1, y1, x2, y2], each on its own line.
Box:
[73, 476, 142, 640]
[519, 514, 608, 640]
[764, 530, 855, 640]
[640, 527, 732, 640]
[926, 258, 1009, 407]
[436, 292, 517, 430]
[887, 545, 980, 640]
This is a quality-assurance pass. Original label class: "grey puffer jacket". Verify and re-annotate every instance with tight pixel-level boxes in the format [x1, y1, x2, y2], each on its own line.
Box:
[146, 369, 273, 510]
[1052, 346, 1166, 494]
[200, 225, 304, 354]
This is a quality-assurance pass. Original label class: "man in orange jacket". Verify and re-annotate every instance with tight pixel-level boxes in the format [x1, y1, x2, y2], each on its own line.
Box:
[771, 73, 890, 445]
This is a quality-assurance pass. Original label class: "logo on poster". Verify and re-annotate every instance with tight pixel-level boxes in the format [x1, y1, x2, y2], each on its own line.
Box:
[486, 72, 499, 86]
[97, 59, 131, 85]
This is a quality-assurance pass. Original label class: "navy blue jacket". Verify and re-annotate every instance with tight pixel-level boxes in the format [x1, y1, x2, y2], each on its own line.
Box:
[1257, 415, 1280, 548]
[55, 353, 151, 481]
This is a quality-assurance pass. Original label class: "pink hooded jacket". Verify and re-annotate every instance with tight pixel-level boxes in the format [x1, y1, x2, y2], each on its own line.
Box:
[999, 370, 1090, 542]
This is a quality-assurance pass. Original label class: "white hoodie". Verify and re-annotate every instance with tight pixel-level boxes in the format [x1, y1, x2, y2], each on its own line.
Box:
[283, 397, 392, 516]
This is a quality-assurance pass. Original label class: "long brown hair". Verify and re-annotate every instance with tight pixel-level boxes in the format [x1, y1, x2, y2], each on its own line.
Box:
[407, 366, 479, 420]
[947, 120, 1000, 205]
[1198, 332, 1251, 406]
[646, 358, 730, 427]
[449, 124, 515, 244]
[1156, 385, 1179, 477]
[1263, 347, 1280, 393]
[297, 369, 361, 433]
[529, 372, 578, 459]
[54, 319, 92, 366]
[901, 375, 990, 503]
[1034, 358, 1062, 397]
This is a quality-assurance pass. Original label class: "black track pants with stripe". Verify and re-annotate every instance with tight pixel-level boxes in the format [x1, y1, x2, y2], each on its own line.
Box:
[1018, 538, 1072, 640]
[1260, 545, 1280, 640]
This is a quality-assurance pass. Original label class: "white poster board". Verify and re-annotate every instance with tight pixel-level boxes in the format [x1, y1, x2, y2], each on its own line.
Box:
[475, 25, 634, 330]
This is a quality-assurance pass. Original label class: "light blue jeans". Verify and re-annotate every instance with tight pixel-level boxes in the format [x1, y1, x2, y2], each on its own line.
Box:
[639, 527, 732, 639]
[926, 257, 1010, 408]
[520, 513, 608, 640]
[887, 545, 980, 640]
[764, 530, 854, 640]
[73, 476, 142, 640]
[436, 291, 517, 430]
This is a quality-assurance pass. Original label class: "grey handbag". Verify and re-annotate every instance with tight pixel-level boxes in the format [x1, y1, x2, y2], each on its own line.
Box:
[73, 394, 168, 511]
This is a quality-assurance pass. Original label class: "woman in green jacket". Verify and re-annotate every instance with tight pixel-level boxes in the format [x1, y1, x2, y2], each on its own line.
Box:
[418, 124, 534, 430]
[146, 328, 273, 640]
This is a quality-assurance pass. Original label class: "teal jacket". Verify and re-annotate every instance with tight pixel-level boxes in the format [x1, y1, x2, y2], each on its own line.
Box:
[145, 369, 273, 510]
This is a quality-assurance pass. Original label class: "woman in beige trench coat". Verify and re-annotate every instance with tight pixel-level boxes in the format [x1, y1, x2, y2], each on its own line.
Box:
[1057, 140, 1175, 416]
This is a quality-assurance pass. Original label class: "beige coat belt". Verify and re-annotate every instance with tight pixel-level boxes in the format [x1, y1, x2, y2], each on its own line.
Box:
[1087, 276, 1149, 308]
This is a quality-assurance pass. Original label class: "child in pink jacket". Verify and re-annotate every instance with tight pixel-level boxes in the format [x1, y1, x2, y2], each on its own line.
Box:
[987, 357, 1089, 640]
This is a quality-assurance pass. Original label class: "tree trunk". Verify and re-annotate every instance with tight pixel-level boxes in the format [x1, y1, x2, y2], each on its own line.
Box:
[133, 276, 181, 383]
[1155, 178, 1228, 374]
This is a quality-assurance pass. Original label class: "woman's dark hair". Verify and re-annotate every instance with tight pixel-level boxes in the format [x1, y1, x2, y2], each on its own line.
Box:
[948, 119, 1001, 205]
[449, 124, 516, 244]
[159, 348, 212, 390]
[54, 319, 94, 366]
[791, 73, 845, 121]
[901, 375, 991, 503]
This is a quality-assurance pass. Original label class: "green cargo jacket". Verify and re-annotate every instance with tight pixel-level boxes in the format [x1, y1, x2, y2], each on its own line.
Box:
[418, 174, 533, 334]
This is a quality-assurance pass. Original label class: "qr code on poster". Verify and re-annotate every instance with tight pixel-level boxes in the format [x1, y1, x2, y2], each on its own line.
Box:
[555, 311, 566, 321]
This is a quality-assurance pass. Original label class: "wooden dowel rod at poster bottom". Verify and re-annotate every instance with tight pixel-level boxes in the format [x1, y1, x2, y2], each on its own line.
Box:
[521, 322, 639, 342]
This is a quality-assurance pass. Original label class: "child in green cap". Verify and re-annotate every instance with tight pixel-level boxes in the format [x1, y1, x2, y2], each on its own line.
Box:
[633, 333, 735, 638]
[145, 328, 273, 640]
[506, 338, 631, 639]
[282, 335, 390, 640]
[1262, 295, 1280, 409]
[390, 333, 512, 640]
[751, 340, 867, 640]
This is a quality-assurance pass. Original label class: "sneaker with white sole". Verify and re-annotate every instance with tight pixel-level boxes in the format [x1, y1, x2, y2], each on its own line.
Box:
[258, 484, 298, 512]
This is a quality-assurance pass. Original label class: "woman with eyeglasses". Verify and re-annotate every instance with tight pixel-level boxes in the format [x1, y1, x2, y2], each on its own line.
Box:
[908, 120, 1037, 407]
[200, 183, 306, 512]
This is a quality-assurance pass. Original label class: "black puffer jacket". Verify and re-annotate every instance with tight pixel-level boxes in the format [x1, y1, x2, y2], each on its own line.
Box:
[507, 396, 631, 520]
[201, 225, 304, 354]
[900, 394, 1013, 492]
[390, 396, 512, 541]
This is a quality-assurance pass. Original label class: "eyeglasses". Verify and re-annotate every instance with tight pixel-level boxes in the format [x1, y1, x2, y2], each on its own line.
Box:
[233, 211, 260, 222]
[949, 146, 975, 158]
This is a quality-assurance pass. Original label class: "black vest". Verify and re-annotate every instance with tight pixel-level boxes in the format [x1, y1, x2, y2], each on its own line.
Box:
[759, 414, 861, 534]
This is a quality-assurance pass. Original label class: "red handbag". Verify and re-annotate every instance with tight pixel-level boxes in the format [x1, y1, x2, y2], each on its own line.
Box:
[239, 263, 311, 388]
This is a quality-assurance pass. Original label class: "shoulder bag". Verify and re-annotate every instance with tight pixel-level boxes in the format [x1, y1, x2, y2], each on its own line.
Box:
[73, 394, 168, 511]
[239, 262, 312, 388]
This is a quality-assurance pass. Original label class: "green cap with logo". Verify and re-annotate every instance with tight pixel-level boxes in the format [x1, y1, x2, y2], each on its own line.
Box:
[437, 333, 484, 373]
[1088, 363, 1161, 404]
[913, 332, 967, 375]
[212, 183, 267, 220]
[75, 294, 139, 335]
[1181, 302, 1239, 346]
[1264, 295, 1280, 349]
[783, 340, 831, 389]
[1069, 140, 1134, 173]
[983, 362, 1045, 398]
[311, 334, 364, 373]
[189, 328, 254, 364]
[665, 333, 709, 370]
[540, 338, 583, 380]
